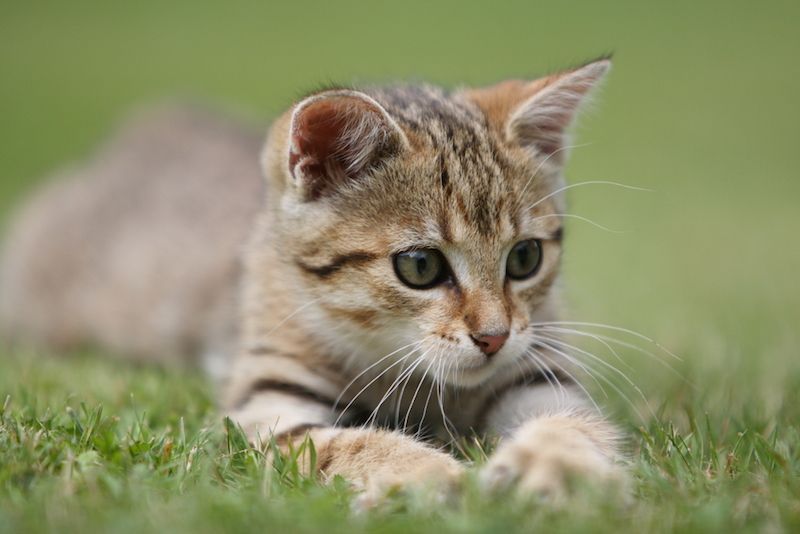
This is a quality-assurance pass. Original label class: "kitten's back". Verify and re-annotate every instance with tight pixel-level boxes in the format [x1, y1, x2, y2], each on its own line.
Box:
[0, 106, 264, 371]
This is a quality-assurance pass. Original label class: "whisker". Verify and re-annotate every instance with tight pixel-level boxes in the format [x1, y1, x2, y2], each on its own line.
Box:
[334, 346, 419, 428]
[537, 325, 690, 384]
[415, 360, 440, 440]
[366, 351, 428, 428]
[384, 347, 416, 423]
[437, 356, 459, 447]
[519, 142, 594, 196]
[257, 296, 323, 341]
[530, 337, 609, 399]
[529, 213, 627, 234]
[535, 333, 640, 394]
[526, 180, 654, 213]
[535, 326, 634, 372]
[404, 356, 436, 433]
[532, 320, 682, 362]
[525, 346, 601, 414]
[534, 334, 653, 420]
[521, 349, 567, 401]
[393, 354, 427, 427]
[529, 344, 624, 416]
[333, 339, 423, 417]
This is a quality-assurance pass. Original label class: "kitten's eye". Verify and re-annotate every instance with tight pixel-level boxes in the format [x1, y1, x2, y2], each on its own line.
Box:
[393, 249, 448, 289]
[506, 239, 543, 280]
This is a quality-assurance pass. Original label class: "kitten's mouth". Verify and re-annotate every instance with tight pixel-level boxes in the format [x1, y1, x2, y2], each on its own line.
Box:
[448, 342, 544, 386]
[445, 353, 507, 386]
[459, 359, 492, 372]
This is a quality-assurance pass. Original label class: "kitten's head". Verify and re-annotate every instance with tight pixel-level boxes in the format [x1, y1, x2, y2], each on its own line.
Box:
[262, 59, 610, 387]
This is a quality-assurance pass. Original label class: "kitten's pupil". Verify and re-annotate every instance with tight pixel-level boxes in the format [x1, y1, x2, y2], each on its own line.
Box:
[416, 256, 427, 275]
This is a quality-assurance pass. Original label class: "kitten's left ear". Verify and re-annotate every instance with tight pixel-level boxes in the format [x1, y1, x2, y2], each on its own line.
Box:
[464, 58, 611, 165]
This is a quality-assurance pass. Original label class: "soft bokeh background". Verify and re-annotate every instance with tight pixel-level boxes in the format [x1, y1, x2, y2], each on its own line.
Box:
[3, 0, 798, 391]
[1, 1, 799, 531]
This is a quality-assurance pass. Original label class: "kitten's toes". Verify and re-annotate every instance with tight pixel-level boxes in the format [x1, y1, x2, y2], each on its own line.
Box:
[480, 443, 623, 501]
[350, 453, 463, 512]
[480, 418, 626, 501]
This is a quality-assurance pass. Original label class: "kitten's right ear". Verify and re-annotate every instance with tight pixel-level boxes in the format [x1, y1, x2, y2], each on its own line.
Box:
[287, 90, 407, 200]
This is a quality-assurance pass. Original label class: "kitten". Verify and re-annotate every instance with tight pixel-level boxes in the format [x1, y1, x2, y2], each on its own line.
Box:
[0, 58, 625, 502]
[228, 57, 623, 501]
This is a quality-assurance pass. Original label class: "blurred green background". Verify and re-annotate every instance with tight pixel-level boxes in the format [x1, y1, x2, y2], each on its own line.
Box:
[1, 0, 799, 401]
[1, 1, 799, 531]
[0, 1, 800, 402]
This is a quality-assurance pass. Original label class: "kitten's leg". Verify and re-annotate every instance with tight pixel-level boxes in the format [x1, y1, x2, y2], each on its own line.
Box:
[226, 353, 463, 505]
[479, 383, 626, 499]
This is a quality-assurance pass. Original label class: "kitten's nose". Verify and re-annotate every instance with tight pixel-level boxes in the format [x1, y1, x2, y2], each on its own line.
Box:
[470, 331, 509, 356]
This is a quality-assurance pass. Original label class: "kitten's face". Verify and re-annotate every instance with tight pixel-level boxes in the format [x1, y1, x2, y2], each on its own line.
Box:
[268, 61, 609, 387]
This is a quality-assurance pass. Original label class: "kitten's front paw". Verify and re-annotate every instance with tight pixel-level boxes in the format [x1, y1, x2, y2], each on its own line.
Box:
[480, 415, 625, 501]
[328, 430, 463, 511]
[353, 453, 462, 511]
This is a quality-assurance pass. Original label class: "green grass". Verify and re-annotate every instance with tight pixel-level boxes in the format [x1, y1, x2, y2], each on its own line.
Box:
[1, 0, 799, 532]
[1, 350, 798, 532]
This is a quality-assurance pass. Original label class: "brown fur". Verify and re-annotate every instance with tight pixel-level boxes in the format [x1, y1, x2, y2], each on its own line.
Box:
[0, 105, 264, 372]
[1, 59, 626, 502]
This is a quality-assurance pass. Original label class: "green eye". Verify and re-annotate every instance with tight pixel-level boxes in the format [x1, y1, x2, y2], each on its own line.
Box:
[506, 239, 543, 280]
[393, 249, 448, 289]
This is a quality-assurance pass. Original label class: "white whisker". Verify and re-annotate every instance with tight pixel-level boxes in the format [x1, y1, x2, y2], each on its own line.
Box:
[521, 348, 567, 401]
[537, 325, 690, 383]
[333, 339, 423, 417]
[536, 333, 639, 392]
[536, 326, 634, 372]
[404, 356, 436, 433]
[519, 142, 593, 196]
[334, 343, 421, 428]
[366, 350, 428, 428]
[534, 334, 653, 421]
[393, 354, 427, 427]
[530, 337, 609, 399]
[415, 360, 440, 440]
[532, 320, 682, 361]
[529, 213, 627, 233]
[258, 297, 323, 341]
[526, 180, 653, 213]
[525, 346, 601, 413]
[436, 355, 458, 446]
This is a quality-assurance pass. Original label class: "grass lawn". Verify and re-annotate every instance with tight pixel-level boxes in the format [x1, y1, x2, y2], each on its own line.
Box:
[1, 1, 799, 532]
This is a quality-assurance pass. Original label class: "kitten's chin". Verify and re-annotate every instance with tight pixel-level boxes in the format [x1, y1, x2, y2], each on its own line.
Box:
[443, 359, 503, 388]
[440, 347, 527, 388]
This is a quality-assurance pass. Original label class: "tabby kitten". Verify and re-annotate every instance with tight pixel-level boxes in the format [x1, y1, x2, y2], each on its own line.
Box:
[227, 58, 623, 501]
[0, 58, 624, 503]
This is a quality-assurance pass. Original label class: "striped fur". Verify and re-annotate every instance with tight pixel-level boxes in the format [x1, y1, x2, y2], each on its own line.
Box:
[228, 58, 626, 501]
[0, 58, 626, 503]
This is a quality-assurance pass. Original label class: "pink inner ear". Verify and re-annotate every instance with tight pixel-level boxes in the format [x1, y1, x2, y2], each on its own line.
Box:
[288, 95, 396, 200]
[289, 100, 349, 184]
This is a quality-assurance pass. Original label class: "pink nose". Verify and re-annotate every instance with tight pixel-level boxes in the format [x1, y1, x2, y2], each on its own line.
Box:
[471, 332, 509, 356]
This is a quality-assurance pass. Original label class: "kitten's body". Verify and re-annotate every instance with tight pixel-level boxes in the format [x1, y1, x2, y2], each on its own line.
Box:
[0, 107, 263, 373]
[1, 59, 625, 502]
